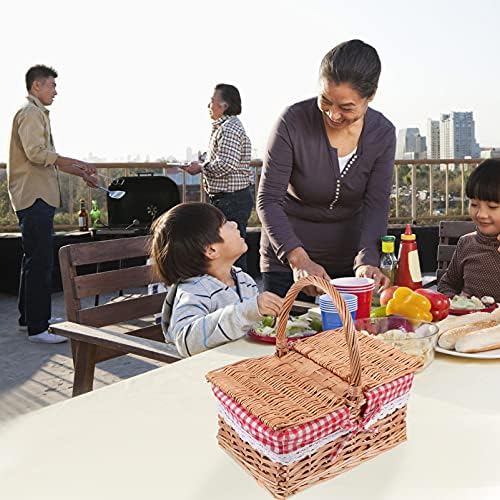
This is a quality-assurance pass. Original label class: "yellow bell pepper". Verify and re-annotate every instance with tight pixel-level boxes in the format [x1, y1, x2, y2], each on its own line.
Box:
[385, 287, 433, 322]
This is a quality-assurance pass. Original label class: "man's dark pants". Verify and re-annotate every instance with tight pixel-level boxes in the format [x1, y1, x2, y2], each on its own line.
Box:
[209, 186, 254, 271]
[16, 198, 55, 336]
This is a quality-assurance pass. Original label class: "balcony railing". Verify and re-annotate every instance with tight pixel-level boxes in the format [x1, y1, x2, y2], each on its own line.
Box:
[0, 159, 480, 230]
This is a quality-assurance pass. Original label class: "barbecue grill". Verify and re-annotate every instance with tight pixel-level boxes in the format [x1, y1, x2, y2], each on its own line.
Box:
[104, 173, 180, 233]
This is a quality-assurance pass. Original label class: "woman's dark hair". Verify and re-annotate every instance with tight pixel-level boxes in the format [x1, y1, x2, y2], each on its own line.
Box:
[466, 159, 500, 203]
[150, 202, 225, 285]
[215, 83, 242, 115]
[26, 65, 58, 92]
[319, 40, 381, 98]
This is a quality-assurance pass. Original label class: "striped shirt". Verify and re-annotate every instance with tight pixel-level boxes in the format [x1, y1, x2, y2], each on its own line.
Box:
[161, 268, 262, 357]
[202, 115, 252, 195]
[437, 231, 500, 302]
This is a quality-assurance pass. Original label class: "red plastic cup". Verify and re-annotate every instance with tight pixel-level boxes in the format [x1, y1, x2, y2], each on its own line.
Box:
[341, 289, 373, 318]
[331, 278, 375, 319]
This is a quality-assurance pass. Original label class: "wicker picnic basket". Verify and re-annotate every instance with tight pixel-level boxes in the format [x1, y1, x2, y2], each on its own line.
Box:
[206, 276, 423, 498]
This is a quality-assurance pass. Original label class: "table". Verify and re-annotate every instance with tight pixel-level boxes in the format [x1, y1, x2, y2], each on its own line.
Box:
[1, 339, 499, 500]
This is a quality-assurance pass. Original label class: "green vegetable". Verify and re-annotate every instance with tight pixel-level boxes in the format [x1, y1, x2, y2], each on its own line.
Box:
[370, 306, 387, 318]
[261, 316, 275, 327]
[309, 318, 323, 332]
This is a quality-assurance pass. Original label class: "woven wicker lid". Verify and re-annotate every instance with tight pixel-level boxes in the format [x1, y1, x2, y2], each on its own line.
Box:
[206, 277, 422, 430]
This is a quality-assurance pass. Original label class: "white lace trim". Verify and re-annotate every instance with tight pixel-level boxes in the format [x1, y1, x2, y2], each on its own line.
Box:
[217, 392, 410, 465]
[364, 393, 409, 428]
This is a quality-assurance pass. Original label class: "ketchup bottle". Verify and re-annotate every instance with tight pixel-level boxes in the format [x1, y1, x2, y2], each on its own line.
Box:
[396, 224, 423, 290]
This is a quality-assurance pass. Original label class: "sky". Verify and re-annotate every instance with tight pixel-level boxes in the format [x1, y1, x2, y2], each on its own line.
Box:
[1, 0, 498, 163]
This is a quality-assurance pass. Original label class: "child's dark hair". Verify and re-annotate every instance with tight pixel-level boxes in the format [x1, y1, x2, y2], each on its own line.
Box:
[466, 159, 500, 203]
[150, 202, 225, 285]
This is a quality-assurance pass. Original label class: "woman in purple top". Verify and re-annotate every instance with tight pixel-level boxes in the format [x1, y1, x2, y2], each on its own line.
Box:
[257, 40, 396, 297]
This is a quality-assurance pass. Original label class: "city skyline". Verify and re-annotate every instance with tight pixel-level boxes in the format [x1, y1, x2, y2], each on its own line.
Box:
[396, 110, 494, 161]
[1, 0, 499, 163]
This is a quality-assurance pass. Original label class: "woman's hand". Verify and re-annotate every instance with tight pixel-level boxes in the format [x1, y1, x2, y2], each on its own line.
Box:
[184, 161, 202, 175]
[356, 265, 390, 292]
[257, 292, 284, 317]
[287, 247, 331, 296]
[498, 234, 500, 253]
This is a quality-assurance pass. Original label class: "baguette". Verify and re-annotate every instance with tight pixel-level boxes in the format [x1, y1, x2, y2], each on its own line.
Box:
[455, 325, 500, 353]
[490, 308, 500, 322]
[437, 312, 497, 335]
[438, 320, 498, 350]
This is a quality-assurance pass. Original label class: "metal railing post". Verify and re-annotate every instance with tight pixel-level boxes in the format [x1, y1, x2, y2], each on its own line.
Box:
[200, 174, 206, 202]
[444, 164, 449, 216]
[181, 170, 187, 203]
[67, 174, 74, 224]
[394, 165, 400, 218]
[460, 163, 465, 216]
[411, 164, 417, 223]
[428, 164, 433, 217]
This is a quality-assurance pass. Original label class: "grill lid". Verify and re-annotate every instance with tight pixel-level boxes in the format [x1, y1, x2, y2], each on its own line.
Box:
[107, 174, 180, 227]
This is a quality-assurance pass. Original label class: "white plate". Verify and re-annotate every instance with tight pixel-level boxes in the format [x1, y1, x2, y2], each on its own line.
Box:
[435, 345, 500, 359]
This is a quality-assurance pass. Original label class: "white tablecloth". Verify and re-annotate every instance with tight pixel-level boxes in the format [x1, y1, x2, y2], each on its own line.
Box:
[1, 338, 499, 500]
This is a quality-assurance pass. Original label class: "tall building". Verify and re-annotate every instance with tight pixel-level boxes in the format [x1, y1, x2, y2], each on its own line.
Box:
[427, 119, 440, 160]
[185, 146, 194, 162]
[480, 147, 500, 159]
[439, 112, 480, 159]
[396, 128, 427, 159]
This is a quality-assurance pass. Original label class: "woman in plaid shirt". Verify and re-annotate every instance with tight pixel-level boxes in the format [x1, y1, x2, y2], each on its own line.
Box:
[186, 84, 253, 270]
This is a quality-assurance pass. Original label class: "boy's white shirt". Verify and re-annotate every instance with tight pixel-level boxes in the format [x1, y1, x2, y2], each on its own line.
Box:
[161, 267, 262, 357]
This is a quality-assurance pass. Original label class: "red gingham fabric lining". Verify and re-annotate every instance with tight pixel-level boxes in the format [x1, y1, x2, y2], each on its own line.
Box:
[212, 373, 414, 455]
[213, 386, 350, 454]
[364, 373, 414, 416]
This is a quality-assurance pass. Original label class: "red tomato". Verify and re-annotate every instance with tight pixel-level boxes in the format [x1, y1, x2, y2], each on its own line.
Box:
[380, 286, 399, 306]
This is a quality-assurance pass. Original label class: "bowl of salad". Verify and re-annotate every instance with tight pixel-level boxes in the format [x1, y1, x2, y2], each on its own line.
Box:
[449, 295, 497, 315]
[355, 316, 439, 370]
[249, 310, 323, 344]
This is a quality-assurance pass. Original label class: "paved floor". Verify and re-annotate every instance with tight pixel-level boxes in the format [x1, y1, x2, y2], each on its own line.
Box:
[0, 290, 164, 427]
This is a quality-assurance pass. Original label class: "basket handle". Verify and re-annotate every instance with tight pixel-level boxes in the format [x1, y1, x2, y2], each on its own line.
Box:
[275, 276, 362, 389]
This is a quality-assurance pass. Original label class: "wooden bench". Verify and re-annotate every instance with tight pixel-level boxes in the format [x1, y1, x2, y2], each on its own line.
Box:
[436, 220, 476, 282]
[50, 236, 181, 396]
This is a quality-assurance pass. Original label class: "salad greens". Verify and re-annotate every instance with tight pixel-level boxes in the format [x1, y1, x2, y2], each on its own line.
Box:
[253, 311, 323, 338]
[450, 295, 485, 310]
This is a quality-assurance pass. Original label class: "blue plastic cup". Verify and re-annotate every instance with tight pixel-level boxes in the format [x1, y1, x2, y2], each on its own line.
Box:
[319, 293, 358, 330]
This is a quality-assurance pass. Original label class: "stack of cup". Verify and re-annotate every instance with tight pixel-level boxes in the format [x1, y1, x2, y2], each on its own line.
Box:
[319, 293, 358, 330]
[330, 277, 375, 319]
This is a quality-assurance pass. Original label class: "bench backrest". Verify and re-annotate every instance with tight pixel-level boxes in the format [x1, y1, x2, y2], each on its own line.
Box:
[59, 236, 165, 348]
[436, 220, 476, 282]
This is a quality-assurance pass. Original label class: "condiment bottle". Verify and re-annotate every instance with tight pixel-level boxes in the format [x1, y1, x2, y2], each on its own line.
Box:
[396, 224, 422, 290]
[90, 199, 102, 227]
[380, 235, 397, 285]
[78, 199, 89, 232]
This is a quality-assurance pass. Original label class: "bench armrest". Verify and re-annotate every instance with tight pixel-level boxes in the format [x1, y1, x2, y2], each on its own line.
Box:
[49, 321, 181, 363]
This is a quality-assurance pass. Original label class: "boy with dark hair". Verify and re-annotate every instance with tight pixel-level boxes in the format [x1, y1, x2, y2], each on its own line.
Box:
[150, 203, 283, 357]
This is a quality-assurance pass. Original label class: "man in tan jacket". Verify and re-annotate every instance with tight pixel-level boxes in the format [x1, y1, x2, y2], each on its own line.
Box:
[8, 64, 98, 343]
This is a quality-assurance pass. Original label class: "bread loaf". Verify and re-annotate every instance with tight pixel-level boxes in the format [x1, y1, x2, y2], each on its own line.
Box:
[437, 312, 497, 335]
[438, 320, 498, 350]
[455, 325, 500, 353]
[490, 308, 500, 322]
